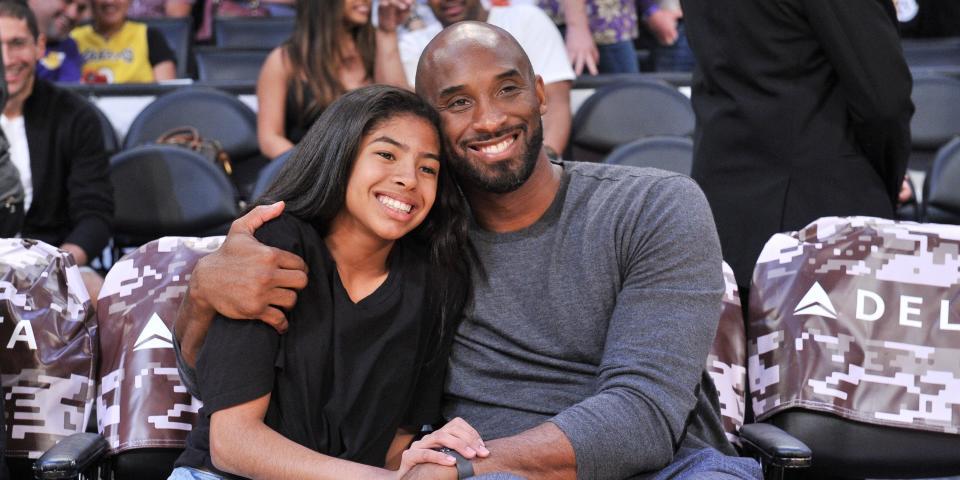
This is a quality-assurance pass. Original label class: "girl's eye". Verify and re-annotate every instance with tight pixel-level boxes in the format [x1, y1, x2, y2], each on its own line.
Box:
[420, 166, 438, 175]
[377, 151, 395, 160]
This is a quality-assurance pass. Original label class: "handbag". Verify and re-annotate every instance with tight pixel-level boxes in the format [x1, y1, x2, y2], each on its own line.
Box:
[156, 126, 233, 175]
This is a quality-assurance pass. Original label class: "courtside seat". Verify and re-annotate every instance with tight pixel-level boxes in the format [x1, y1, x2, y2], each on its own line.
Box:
[924, 137, 960, 225]
[603, 135, 693, 175]
[749, 216, 960, 478]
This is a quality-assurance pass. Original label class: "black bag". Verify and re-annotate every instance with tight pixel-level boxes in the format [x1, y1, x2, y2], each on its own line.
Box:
[0, 129, 25, 237]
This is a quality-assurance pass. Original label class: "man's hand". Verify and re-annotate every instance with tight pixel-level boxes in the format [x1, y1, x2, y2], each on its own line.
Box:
[400, 462, 457, 480]
[565, 22, 599, 76]
[645, 8, 682, 46]
[60, 243, 88, 266]
[190, 201, 309, 333]
[378, 0, 413, 33]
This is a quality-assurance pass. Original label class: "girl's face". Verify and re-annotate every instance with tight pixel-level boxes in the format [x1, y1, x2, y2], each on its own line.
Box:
[92, 0, 127, 31]
[338, 113, 441, 243]
[342, 0, 371, 27]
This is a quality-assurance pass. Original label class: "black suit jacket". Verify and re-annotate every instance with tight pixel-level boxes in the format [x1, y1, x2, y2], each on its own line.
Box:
[22, 79, 113, 259]
[681, 0, 913, 287]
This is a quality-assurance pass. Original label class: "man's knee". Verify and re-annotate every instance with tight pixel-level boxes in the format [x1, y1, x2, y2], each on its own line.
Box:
[640, 447, 761, 480]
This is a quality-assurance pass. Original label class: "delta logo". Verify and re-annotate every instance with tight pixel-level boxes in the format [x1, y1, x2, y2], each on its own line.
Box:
[133, 313, 174, 351]
[793, 281, 960, 331]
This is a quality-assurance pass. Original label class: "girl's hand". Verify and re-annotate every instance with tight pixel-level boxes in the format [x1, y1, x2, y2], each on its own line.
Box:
[394, 417, 490, 477]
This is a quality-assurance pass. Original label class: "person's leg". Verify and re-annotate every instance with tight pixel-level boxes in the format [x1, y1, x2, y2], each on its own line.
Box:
[597, 40, 641, 73]
[633, 446, 762, 480]
[168, 466, 225, 480]
[651, 21, 697, 72]
[79, 267, 104, 305]
[468, 474, 527, 479]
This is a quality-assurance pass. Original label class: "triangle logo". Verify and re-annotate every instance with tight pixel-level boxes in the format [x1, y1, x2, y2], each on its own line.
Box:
[133, 313, 174, 351]
[793, 281, 838, 319]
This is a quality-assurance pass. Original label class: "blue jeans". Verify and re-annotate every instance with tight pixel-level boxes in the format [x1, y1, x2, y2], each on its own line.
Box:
[633, 446, 762, 479]
[169, 467, 224, 480]
[597, 40, 641, 74]
[651, 21, 696, 72]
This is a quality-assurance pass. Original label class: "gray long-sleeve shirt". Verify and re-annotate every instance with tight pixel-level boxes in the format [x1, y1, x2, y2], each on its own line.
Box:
[443, 161, 733, 479]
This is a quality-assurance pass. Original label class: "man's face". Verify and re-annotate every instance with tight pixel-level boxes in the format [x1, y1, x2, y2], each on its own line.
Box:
[427, 0, 482, 26]
[28, 0, 85, 40]
[0, 16, 43, 104]
[421, 38, 546, 194]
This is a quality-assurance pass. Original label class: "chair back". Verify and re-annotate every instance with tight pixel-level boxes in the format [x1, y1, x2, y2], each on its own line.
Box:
[570, 79, 694, 162]
[910, 75, 960, 170]
[214, 16, 294, 49]
[194, 47, 269, 82]
[604, 135, 693, 175]
[0, 239, 96, 460]
[707, 262, 748, 444]
[123, 86, 259, 161]
[110, 145, 239, 249]
[134, 17, 193, 78]
[96, 236, 223, 479]
[250, 147, 295, 202]
[924, 136, 960, 224]
[90, 99, 120, 153]
[748, 216, 960, 477]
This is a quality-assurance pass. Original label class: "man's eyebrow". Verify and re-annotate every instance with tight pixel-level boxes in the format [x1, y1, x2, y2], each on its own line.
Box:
[495, 69, 522, 80]
[370, 136, 408, 150]
[437, 84, 466, 99]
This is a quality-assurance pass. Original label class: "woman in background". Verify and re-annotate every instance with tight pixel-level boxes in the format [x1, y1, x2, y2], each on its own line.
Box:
[256, 0, 411, 159]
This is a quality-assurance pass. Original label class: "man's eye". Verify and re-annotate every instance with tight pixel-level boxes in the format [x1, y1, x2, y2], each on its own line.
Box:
[449, 98, 469, 108]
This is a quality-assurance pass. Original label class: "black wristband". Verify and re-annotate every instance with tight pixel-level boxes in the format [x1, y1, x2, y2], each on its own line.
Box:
[435, 447, 475, 479]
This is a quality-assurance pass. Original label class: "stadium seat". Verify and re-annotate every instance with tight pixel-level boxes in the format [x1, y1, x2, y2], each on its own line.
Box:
[89, 101, 119, 154]
[923, 136, 960, 224]
[909, 75, 960, 171]
[250, 147, 295, 202]
[109, 145, 238, 255]
[902, 37, 960, 70]
[213, 16, 294, 49]
[34, 237, 224, 480]
[123, 86, 259, 162]
[0, 239, 97, 480]
[194, 47, 269, 82]
[134, 17, 193, 79]
[748, 216, 960, 478]
[603, 135, 693, 175]
[569, 79, 695, 163]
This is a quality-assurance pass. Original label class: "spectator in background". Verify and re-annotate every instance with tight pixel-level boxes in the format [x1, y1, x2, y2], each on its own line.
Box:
[682, 0, 913, 298]
[70, 0, 176, 83]
[256, 0, 410, 159]
[640, 0, 694, 72]
[539, 0, 640, 73]
[0, 1, 113, 297]
[897, 0, 960, 37]
[28, 0, 87, 82]
[127, 0, 193, 18]
[399, 0, 574, 157]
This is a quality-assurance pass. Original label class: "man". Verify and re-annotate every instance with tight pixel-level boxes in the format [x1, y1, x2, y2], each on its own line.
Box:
[27, 0, 87, 82]
[399, 0, 574, 157]
[176, 23, 761, 479]
[0, 1, 112, 295]
[681, 0, 913, 294]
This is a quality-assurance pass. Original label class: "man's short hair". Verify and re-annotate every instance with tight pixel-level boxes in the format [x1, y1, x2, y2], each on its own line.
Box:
[0, 0, 40, 40]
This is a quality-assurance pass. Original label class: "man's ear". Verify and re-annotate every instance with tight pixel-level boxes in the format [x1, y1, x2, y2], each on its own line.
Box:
[36, 33, 47, 59]
[535, 74, 547, 115]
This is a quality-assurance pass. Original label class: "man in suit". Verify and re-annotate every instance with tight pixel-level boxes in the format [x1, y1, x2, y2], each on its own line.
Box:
[681, 0, 913, 294]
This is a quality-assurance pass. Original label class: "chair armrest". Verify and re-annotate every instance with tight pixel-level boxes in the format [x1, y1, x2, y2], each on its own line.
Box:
[739, 423, 812, 469]
[33, 432, 109, 479]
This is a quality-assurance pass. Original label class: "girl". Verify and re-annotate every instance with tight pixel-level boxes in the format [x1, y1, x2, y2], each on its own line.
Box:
[171, 85, 482, 480]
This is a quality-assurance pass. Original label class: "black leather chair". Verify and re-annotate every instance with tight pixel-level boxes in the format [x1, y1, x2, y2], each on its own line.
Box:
[194, 47, 269, 82]
[923, 136, 960, 224]
[88, 100, 119, 154]
[109, 145, 238, 255]
[909, 75, 960, 172]
[133, 17, 193, 79]
[569, 79, 695, 163]
[249, 147, 294, 202]
[123, 86, 259, 163]
[603, 135, 693, 175]
[213, 16, 294, 49]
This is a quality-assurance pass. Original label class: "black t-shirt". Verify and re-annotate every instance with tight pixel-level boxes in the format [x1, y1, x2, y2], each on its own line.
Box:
[146, 26, 175, 67]
[176, 213, 446, 478]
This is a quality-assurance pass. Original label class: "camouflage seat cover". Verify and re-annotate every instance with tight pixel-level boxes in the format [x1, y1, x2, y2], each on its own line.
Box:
[0, 238, 96, 459]
[707, 262, 748, 444]
[97, 236, 223, 454]
[749, 216, 960, 434]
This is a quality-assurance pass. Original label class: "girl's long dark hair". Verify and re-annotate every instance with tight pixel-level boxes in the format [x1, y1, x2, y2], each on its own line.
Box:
[284, 0, 375, 125]
[260, 85, 474, 362]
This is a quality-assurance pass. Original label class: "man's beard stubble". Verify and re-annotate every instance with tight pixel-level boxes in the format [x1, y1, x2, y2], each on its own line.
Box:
[447, 119, 544, 195]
